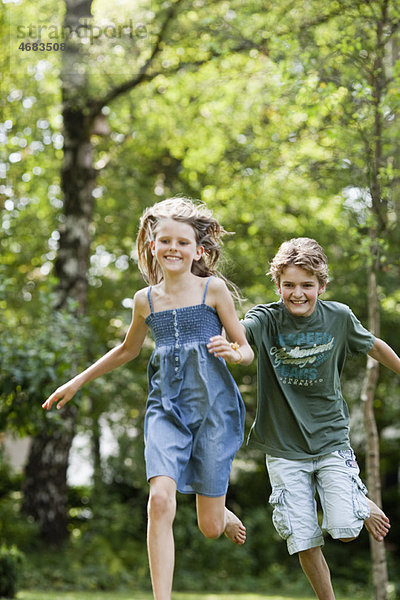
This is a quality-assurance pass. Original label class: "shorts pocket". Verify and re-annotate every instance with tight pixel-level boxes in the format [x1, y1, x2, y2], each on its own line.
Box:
[351, 474, 370, 520]
[268, 487, 292, 539]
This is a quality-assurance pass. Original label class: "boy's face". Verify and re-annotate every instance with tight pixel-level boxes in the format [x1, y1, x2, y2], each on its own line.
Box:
[278, 265, 325, 318]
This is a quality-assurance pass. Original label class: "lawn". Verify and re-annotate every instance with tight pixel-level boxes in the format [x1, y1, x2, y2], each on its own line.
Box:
[17, 592, 317, 600]
[16, 591, 377, 600]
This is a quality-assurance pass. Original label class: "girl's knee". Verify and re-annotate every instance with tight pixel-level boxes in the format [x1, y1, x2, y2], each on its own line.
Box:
[147, 485, 176, 521]
[198, 515, 224, 539]
[339, 536, 357, 543]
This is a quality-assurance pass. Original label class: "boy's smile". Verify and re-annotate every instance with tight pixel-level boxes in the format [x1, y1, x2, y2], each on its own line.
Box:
[278, 265, 325, 317]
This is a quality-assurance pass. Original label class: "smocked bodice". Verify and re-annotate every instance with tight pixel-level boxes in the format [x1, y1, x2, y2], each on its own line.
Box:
[145, 304, 222, 348]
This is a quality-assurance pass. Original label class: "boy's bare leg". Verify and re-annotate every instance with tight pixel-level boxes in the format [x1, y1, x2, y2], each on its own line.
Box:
[147, 476, 177, 600]
[196, 495, 246, 544]
[298, 546, 335, 600]
[365, 498, 390, 541]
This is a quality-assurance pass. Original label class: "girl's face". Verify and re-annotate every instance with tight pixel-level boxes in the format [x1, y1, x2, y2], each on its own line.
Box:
[151, 218, 203, 274]
[278, 265, 325, 317]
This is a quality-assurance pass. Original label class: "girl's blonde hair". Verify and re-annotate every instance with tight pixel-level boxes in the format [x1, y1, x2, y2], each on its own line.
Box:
[137, 196, 233, 288]
[268, 237, 329, 287]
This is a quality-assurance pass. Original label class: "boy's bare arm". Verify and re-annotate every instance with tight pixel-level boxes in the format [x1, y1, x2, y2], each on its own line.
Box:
[368, 338, 400, 375]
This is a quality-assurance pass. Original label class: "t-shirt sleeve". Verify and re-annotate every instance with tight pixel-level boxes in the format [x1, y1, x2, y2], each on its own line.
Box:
[242, 305, 267, 347]
[346, 308, 375, 355]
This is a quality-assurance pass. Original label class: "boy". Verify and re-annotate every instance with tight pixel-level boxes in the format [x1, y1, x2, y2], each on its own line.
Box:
[242, 238, 399, 600]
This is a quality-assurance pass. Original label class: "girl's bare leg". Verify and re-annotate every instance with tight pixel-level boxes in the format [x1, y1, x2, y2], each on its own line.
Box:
[196, 494, 246, 544]
[147, 476, 177, 600]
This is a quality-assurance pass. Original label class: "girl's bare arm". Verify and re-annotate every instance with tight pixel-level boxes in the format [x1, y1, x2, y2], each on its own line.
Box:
[42, 289, 149, 410]
[206, 278, 254, 366]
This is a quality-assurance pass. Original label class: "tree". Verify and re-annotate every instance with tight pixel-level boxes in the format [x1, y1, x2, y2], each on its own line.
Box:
[2, 1, 399, 590]
[359, 3, 399, 598]
[275, 2, 400, 595]
[15, 0, 274, 544]
[20, 0, 186, 544]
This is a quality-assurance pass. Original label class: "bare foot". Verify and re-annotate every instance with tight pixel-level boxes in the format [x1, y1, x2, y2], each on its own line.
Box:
[365, 498, 390, 542]
[224, 508, 246, 545]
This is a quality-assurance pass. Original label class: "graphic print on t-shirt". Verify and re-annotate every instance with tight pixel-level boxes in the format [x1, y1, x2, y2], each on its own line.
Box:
[270, 330, 334, 387]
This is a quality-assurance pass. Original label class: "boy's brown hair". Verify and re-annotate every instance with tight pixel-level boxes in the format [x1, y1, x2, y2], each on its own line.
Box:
[268, 237, 329, 287]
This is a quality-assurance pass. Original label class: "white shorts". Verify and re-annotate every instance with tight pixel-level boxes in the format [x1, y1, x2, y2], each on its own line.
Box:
[265, 449, 370, 555]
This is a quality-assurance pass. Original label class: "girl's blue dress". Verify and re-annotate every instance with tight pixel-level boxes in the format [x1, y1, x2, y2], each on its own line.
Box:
[144, 277, 245, 497]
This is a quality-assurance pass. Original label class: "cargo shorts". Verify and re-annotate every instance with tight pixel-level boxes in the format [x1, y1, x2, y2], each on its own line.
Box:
[266, 449, 370, 555]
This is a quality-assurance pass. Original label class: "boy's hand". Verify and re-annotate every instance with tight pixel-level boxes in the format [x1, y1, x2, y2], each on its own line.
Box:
[42, 381, 79, 411]
[207, 335, 241, 364]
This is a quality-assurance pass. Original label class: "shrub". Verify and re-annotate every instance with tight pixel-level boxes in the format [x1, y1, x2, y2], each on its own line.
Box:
[0, 545, 24, 598]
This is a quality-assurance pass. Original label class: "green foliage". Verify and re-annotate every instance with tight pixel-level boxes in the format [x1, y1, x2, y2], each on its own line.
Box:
[22, 483, 150, 593]
[0, 451, 20, 498]
[0, 460, 391, 597]
[0, 461, 374, 596]
[0, 545, 25, 599]
[0, 285, 90, 436]
[0, 494, 39, 551]
[0, 453, 39, 551]
[22, 537, 147, 593]
[1, 0, 400, 593]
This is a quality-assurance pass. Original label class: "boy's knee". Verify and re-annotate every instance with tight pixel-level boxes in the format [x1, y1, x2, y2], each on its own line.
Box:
[338, 536, 357, 543]
[298, 546, 320, 560]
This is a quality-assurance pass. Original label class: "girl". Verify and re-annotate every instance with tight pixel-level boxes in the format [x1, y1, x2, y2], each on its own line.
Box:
[42, 197, 254, 600]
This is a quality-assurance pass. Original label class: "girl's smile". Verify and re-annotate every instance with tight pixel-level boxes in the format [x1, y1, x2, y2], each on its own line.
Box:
[151, 218, 203, 273]
[278, 265, 325, 317]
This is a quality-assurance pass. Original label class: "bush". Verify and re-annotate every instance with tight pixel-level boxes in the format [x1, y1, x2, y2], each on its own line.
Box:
[22, 535, 149, 593]
[0, 494, 39, 551]
[0, 545, 24, 598]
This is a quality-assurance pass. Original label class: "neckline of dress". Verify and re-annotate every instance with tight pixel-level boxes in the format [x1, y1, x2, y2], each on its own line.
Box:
[146, 303, 217, 317]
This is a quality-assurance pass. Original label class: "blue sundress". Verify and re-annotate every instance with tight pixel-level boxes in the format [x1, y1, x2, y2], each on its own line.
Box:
[144, 277, 245, 497]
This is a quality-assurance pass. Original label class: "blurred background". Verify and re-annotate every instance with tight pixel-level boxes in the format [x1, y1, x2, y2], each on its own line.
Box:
[1, 0, 399, 597]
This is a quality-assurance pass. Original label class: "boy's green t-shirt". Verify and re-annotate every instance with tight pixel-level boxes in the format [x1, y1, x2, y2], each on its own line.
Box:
[243, 299, 375, 459]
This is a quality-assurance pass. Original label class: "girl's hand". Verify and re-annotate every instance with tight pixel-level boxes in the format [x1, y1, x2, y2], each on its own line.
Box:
[42, 380, 80, 411]
[207, 335, 241, 364]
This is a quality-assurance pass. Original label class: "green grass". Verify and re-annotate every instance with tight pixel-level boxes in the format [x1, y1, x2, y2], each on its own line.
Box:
[17, 593, 317, 600]
[15, 592, 376, 600]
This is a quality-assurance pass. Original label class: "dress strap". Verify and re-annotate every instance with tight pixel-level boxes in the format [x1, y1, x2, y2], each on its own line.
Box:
[202, 276, 213, 304]
[147, 286, 154, 313]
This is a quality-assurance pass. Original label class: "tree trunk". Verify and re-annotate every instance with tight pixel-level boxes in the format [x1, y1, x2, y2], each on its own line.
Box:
[359, 3, 390, 595]
[91, 401, 103, 498]
[21, 405, 78, 544]
[20, 0, 180, 544]
[20, 0, 241, 545]
[361, 268, 388, 600]
[21, 0, 96, 545]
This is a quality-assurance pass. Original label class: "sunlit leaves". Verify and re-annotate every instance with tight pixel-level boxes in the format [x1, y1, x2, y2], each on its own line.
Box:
[1, 0, 399, 495]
